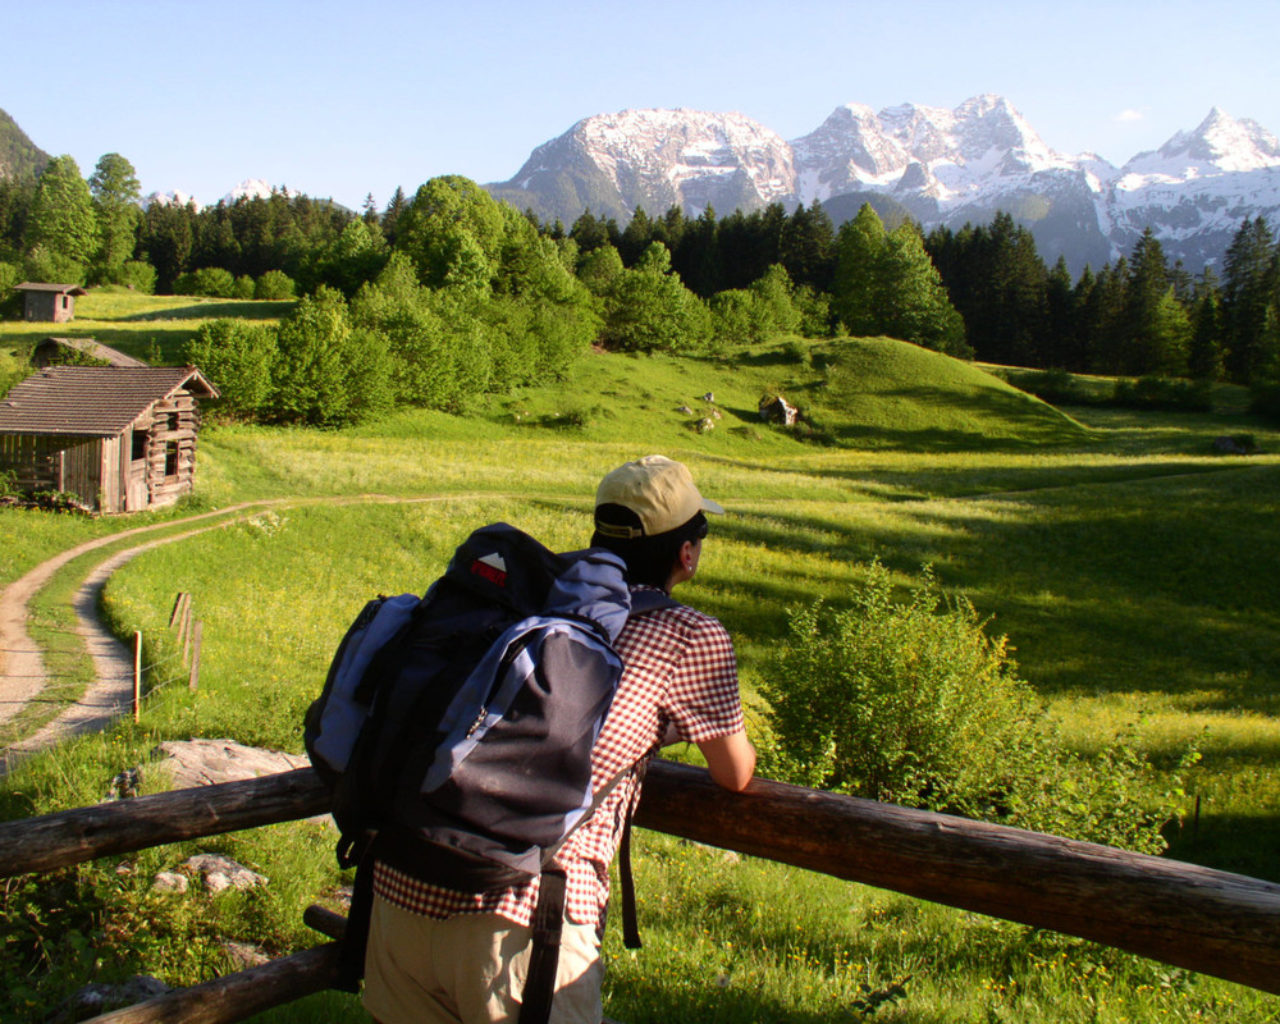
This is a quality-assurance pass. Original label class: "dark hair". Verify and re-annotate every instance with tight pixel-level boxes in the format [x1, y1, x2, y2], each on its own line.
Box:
[592, 506, 708, 589]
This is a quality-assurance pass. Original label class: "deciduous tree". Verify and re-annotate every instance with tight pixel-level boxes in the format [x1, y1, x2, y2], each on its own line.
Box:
[88, 152, 141, 281]
[26, 155, 97, 273]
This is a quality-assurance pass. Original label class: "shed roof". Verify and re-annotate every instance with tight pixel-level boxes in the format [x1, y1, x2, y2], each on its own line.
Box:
[33, 337, 148, 368]
[0, 366, 219, 437]
[14, 282, 88, 296]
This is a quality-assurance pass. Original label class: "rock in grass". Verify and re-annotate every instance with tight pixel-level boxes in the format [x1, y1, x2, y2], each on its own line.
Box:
[152, 870, 189, 893]
[152, 738, 309, 789]
[182, 853, 267, 893]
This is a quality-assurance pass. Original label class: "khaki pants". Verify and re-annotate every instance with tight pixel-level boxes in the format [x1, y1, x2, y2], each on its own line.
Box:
[363, 895, 605, 1024]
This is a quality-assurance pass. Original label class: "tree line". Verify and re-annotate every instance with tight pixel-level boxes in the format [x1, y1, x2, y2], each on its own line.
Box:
[3, 152, 1279, 425]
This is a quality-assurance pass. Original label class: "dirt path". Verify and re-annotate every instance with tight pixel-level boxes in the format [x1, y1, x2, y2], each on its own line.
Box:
[0, 503, 277, 773]
[0, 494, 464, 774]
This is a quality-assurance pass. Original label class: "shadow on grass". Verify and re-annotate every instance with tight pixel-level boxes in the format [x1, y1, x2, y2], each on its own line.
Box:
[704, 463, 1280, 705]
[1166, 813, 1280, 883]
[112, 299, 295, 322]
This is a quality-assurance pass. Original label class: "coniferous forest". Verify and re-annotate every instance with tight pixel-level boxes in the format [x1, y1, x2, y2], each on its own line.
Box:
[3, 152, 1279, 425]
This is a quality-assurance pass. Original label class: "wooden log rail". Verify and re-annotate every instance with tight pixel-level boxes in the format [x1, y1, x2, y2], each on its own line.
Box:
[1, 762, 1278, 1021]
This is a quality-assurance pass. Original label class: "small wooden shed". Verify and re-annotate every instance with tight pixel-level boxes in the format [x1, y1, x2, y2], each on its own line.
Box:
[14, 282, 88, 323]
[0, 366, 219, 513]
[31, 337, 147, 368]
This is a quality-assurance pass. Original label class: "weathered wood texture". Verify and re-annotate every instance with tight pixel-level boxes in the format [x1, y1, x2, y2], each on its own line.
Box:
[4, 763, 1280, 994]
[0, 768, 329, 876]
[635, 762, 1280, 995]
[83, 943, 342, 1024]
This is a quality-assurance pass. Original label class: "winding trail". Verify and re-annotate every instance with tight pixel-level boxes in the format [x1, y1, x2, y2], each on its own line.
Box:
[0, 503, 281, 774]
[0, 494, 474, 775]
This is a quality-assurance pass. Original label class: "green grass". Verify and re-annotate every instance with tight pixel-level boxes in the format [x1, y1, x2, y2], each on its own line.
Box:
[0, 288, 295, 366]
[1, 338, 1278, 1021]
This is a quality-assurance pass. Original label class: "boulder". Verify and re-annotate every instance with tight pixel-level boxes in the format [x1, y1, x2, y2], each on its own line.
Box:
[182, 853, 268, 893]
[153, 738, 309, 789]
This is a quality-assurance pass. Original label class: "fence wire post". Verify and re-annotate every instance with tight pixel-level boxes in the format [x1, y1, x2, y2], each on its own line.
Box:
[133, 631, 142, 723]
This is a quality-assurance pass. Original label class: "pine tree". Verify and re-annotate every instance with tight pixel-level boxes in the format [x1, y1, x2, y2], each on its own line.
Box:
[779, 202, 835, 292]
[1188, 290, 1226, 381]
[1121, 228, 1186, 375]
[1087, 259, 1129, 373]
[877, 223, 969, 356]
[381, 186, 408, 246]
[1222, 217, 1280, 383]
[1043, 256, 1079, 369]
[831, 204, 887, 335]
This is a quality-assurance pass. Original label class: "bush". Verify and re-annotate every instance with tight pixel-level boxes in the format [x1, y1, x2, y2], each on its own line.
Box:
[1018, 368, 1096, 406]
[232, 274, 255, 300]
[255, 270, 296, 301]
[119, 260, 157, 294]
[1110, 375, 1212, 412]
[174, 266, 236, 297]
[761, 561, 1179, 852]
[184, 319, 278, 420]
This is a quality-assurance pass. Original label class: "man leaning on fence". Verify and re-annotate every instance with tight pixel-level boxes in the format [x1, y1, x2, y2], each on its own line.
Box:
[363, 454, 756, 1024]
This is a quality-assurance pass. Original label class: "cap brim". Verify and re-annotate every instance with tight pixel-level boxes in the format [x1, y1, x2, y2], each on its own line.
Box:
[701, 497, 725, 516]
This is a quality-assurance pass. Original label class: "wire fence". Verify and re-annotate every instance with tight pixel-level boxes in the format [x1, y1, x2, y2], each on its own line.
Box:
[131, 593, 203, 720]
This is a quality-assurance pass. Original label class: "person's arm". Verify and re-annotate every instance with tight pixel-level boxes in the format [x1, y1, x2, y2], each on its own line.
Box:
[696, 729, 756, 792]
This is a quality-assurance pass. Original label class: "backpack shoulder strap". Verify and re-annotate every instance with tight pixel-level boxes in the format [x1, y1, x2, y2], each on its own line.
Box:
[628, 587, 680, 617]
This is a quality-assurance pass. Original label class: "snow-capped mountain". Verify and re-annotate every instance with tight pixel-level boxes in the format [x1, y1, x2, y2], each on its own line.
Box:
[143, 189, 200, 210]
[487, 98, 1280, 272]
[487, 109, 797, 227]
[141, 179, 299, 213]
[1104, 109, 1280, 269]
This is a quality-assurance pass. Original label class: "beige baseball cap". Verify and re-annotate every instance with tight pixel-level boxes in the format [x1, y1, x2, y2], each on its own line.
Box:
[594, 455, 724, 539]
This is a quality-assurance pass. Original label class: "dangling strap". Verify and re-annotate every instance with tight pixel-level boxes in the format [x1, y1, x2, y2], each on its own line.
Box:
[618, 811, 641, 949]
[520, 867, 567, 1024]
[335, 837, 378, 993]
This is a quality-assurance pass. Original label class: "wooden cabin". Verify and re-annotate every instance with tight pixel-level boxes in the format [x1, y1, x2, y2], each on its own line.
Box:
[31, 337, 147, 368]
[0, 366, 219, 513]
[14, 282, 88, 323]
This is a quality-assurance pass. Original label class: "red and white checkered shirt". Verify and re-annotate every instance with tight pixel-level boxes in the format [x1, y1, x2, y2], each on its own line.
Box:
[372, 588, 745, 928]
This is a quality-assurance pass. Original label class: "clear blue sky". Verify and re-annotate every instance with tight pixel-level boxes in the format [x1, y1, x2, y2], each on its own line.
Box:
[4, 0, 1276, 210]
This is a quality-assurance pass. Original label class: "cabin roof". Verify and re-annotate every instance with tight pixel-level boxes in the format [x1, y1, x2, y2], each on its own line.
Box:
[14, 282, 89, 296]
[0, 366, 219, 437]
[33, 337, 148, 368]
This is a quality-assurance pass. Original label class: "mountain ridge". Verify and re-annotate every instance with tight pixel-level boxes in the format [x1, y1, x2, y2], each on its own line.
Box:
[487, 96, 1280, 273]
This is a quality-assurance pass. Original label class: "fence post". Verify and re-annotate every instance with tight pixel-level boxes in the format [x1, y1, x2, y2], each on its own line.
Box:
[188, 621, 202, 693]
[179, 598, 193, 667]
[168, 593, 187, 629]
[132, 631, 142, 723]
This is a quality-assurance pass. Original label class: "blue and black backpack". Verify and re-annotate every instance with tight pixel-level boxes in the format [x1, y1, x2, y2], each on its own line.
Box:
[305, 522, 672, 1020]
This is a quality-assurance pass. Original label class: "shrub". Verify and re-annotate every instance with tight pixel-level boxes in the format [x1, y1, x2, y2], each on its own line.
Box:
[1110, 375, 1212, 412]
[761, 561, 1179, 852]
[1018, 368, 1095, 405]
[174, 266, 235, 297]
[255, 270, 296, 301]
[232, 274, 255, 300]
[184, 319, 278, 420]
[119, 260, 157, 294]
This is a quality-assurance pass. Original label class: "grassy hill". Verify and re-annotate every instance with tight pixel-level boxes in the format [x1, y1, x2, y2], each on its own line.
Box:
[3, 292, 1280, 1022]
[332, 334, 1093, 456]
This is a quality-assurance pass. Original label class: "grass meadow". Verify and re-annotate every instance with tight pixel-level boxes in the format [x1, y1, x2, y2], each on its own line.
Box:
[1, 309, 1278, 1022]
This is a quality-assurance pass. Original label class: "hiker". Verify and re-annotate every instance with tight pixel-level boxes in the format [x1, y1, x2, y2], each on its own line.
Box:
[362, 454, 756, 1024]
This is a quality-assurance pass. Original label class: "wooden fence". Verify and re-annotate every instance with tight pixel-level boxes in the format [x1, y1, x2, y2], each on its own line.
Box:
[2, 762, 1279, 1023]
